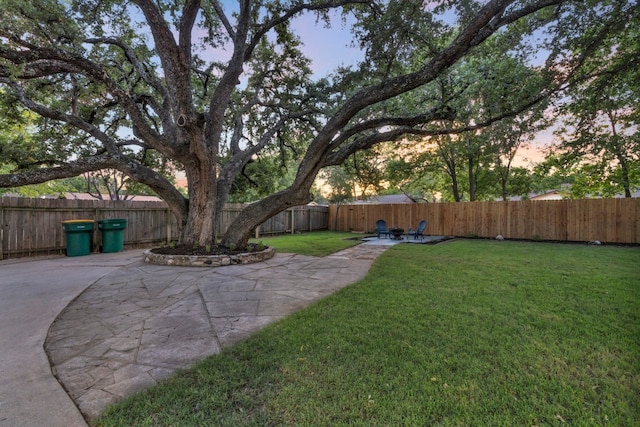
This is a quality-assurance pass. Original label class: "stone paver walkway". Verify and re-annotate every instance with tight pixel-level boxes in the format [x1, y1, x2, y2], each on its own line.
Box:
[45, 243, 391, 420]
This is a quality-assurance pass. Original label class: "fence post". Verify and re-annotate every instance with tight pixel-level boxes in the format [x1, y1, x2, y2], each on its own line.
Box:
[291, 208, 295, 234]
[0, 205, 3, 260]
[166, 209, 172, 244]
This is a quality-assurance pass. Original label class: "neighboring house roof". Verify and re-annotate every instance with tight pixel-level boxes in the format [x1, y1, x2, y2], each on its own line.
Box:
[502, 189, 566, 201]
[614, 190, 640, 198]
[529, 190, 564, 201]
[63, 192, 163, 202]
[502, 187, 640, 202]
[353, 194, 417, 204]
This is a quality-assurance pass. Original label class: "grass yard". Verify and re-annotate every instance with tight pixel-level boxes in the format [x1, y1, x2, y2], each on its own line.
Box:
[252, 231, 361, 257]
[97, 238, 639, 426]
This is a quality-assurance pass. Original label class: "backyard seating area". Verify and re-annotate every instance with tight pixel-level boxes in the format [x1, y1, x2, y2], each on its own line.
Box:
[375, 219, 430, 243]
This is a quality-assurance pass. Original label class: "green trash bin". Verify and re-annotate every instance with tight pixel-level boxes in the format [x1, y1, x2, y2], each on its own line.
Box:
[98, 218, 128, 253]
[62, 220, 94, 257]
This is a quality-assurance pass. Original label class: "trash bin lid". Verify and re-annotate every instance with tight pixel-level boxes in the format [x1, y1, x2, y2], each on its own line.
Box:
[98, 218, 128, 230]
[62, 220, 95, 231]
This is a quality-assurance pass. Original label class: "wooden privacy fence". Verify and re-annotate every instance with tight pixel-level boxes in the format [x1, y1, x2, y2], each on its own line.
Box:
[0, 197, 328, 259]
[328, 198, 640, 244]
[4, 196, 636, 259]
[253, 204, 330, 238]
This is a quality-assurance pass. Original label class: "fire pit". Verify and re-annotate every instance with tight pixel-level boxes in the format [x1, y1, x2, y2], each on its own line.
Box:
[389, 227, 404, 240]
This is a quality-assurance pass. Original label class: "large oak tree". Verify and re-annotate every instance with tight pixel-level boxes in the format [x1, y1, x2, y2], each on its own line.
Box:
[0, 0, 629, 248]
[551, 3, 639, 198]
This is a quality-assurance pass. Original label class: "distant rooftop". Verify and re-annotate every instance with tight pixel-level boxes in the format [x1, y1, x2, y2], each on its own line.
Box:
[352, 194, 417, 204]
[63, 192, 163, 202]
[502, 187, 640, 201]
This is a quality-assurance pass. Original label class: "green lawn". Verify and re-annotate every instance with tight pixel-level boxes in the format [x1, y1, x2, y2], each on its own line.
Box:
[252, 231, 362, 257]
[97, 238, 640, 426]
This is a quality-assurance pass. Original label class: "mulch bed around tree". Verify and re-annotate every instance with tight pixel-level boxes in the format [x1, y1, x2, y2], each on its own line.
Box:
[151, 243, 265, 256]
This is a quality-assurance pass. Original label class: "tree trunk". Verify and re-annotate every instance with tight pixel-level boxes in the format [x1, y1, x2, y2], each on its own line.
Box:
[466, 134, 477, 202]
[496, 164, 509, 201]
[180, 156, 218, 247]
[617, 152, 632, 198]
[468, 155, 476, 202]
[221, 180, 314, 249]
[439, 140, 461, 202]
[610, 122, 632, 198]
[451, 173, 461, 202]
[501, 180, 508, 201]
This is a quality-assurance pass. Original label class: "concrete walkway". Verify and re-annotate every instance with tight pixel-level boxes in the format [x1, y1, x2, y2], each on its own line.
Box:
[1, 242, 393, 426]
[0, 251, 144, 427]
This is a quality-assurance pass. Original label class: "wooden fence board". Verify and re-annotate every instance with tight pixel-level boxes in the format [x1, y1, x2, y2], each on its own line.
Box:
[0, 197, 328, 259]
[2, 196, 636, 259]
[629, 198, 635, 243]
[328, 199, 640, 244]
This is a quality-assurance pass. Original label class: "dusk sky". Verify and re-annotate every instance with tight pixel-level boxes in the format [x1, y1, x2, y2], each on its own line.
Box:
[208, 2, 551, 163]
[210, 1, 362, 76]
[284, 9, 552, 164]
[289, 11, 363, 77]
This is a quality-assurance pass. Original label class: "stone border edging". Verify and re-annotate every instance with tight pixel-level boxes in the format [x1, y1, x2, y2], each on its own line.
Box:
[143, 246, 275, 267]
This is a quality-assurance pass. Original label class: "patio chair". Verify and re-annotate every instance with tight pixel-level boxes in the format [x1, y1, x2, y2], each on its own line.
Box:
[410, 220, 428, 241]
[376, 219, 390, 239]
